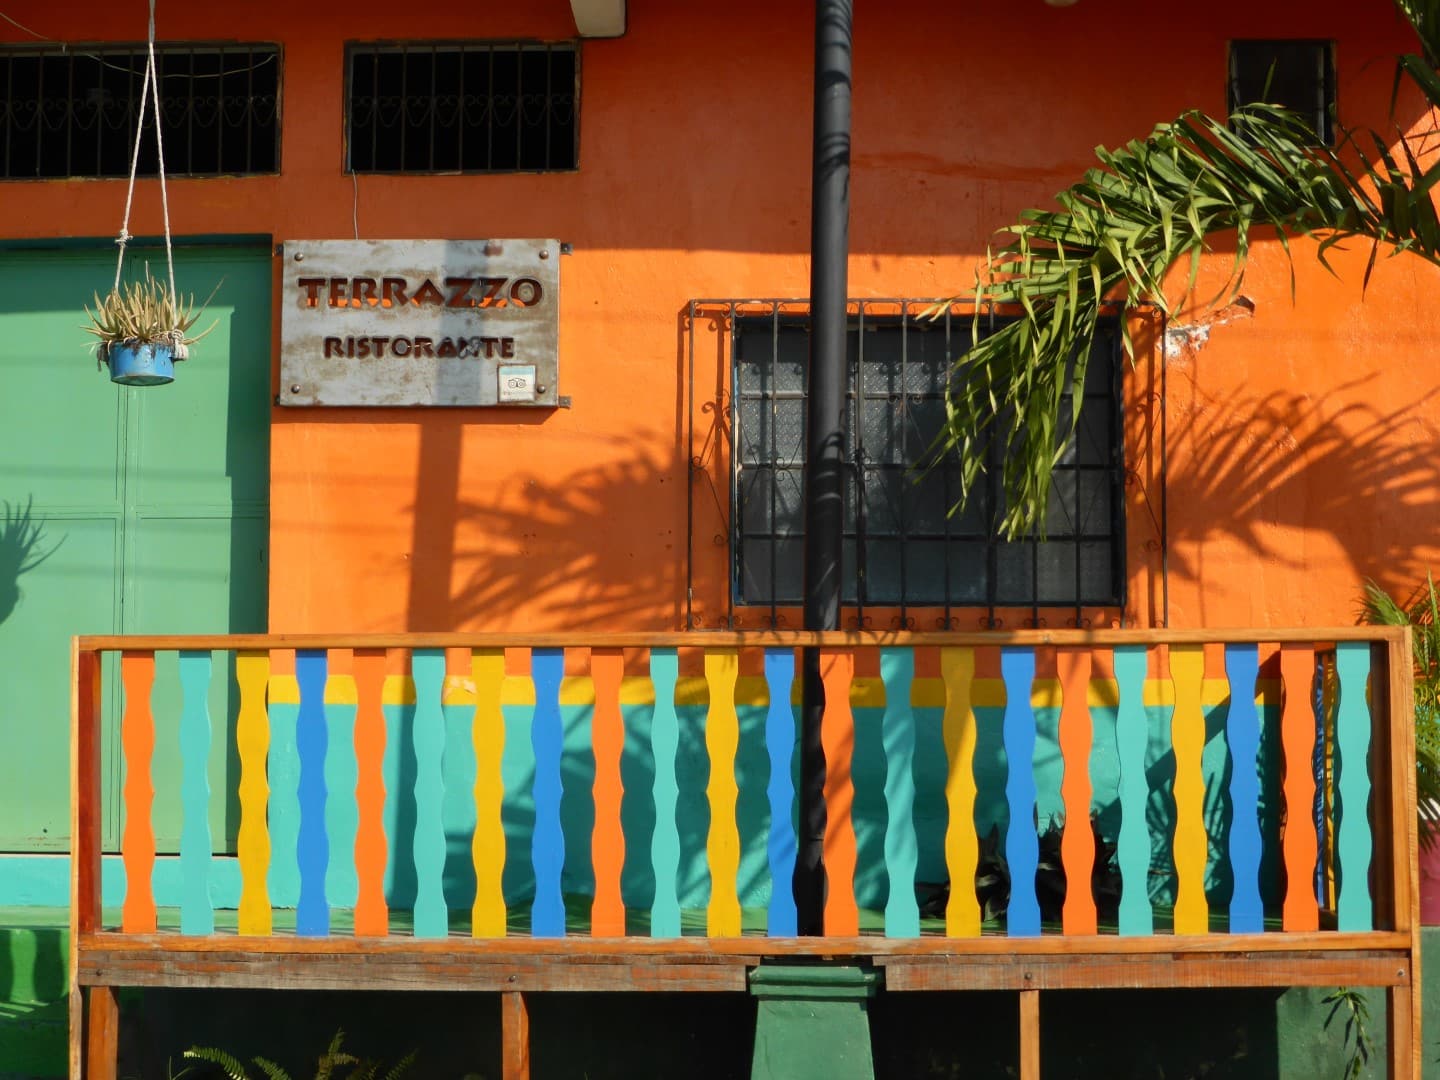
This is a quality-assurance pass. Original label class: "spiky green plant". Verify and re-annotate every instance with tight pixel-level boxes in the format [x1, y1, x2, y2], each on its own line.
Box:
[937, 0, 1440, 538]
[182, 1029, 415, 1080]
[82, 270, 219, 364]
[1360, 574, 1440, 849]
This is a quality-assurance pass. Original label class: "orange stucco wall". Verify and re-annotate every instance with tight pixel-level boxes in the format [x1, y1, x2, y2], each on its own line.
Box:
[7, 0, 1440, 632]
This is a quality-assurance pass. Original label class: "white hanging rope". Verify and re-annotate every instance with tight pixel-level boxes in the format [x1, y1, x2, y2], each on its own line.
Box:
[113, 0, 175, 299]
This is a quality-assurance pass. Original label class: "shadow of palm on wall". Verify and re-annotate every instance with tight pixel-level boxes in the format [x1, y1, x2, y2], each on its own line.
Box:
[0, 497, 63, 626]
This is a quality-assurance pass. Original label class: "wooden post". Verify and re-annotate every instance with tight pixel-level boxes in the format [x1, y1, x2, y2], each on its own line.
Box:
[502, 991, 531, 1080]
[85, 986, 120, 1080]
[1385, 631, 1422, 1080]
[1019, 989, 1041, 1080]
[70, 643, 103, 1079]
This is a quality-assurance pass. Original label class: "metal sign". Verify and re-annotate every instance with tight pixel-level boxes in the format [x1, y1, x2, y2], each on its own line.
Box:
[279, 239, 561, 407]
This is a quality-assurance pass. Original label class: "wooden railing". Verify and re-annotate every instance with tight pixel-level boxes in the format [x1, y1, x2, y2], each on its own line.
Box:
[68, 629, 1421, 1078]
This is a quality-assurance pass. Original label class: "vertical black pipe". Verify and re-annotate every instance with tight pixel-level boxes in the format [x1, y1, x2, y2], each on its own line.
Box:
[795, 0, 852, 937]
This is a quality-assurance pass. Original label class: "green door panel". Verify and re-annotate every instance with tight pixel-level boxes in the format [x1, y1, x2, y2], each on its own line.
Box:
[0, 243, 270, 852]
[0, 518, 120, 848]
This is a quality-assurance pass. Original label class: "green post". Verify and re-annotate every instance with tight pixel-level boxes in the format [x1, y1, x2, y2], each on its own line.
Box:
[749, 965, 878, 1080]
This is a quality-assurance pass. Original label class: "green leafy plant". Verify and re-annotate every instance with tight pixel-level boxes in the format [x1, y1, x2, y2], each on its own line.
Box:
[932, 0, 1440, 537]
[1360, 573, 1440, 849]
[1322, 987, 1374, 1080]
[82, 270, 219, 364]
[182, 1028, 415, 1080]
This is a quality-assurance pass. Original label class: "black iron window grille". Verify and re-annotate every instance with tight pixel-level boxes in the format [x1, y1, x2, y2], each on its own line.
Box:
[1228, 40, 1336, 145]
[0, 43, 280, 180]
[730, 301, 1125, 616]
[345, 41, 578, 174]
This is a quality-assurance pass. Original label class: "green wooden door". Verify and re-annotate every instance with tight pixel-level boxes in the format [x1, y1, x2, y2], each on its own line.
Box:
[0, 243, 270, 852]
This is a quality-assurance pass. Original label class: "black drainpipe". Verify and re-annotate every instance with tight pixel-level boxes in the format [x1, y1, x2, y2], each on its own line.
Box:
[795, 0, 852, 937]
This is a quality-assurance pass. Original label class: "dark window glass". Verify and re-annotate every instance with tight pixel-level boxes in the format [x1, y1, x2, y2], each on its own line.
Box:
[732, 313, 1126, 609]
[346, 42, 578, 174]
[1229, 40, 1335, 145]
[0, 44, 280, 179]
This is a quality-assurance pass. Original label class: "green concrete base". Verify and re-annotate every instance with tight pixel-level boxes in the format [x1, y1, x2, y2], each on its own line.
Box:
[749, 965, 878, 1080]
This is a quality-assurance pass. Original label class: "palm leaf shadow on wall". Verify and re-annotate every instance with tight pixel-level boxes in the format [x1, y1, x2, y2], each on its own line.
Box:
[0, 497, 63, 626]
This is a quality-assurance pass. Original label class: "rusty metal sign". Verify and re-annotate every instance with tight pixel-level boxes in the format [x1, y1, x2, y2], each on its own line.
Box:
[279, 239, 561, 407]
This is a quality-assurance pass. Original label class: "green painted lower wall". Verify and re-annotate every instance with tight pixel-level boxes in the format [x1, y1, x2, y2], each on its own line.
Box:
[1, 915, 1431, 1079]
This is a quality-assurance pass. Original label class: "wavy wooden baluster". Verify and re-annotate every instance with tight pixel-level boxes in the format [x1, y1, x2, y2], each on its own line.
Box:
[324, 665, 359, 912]
[1334, 642, 1374, 932]
[531, 648, 567, 938]
[881, 647, 920, 938]
[177, 651, 214, 936]
[266, 665, 301, 910]
[1002, 648, 1040, 937]
[591, 648, 627, 936]
[442, 666, 477, 918]
[1057, 647, 1096, 936]
[941, 647, 981, 937]
[821, 647, 859, 936]
[650, 648, 682, 938]
[705, 648, 742, 937]
[235, 650, 272, 936]
[471, 649, 507, 938]
[1225, 643, 1264, 934]
[1114, 645, 1153, 936]
[1280, 644, 1320, 932]
[295, 650, 330, 937]
[1170, 644, 1208, 935]
[763, 648, 798, 937]
[352, 649, 389, 937]
[120, 651, 157, 934]
[411, 649, 448, 939]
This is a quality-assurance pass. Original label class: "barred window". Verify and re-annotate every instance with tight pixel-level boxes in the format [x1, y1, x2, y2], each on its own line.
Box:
[733, 306, 1125, 611]
[1228, 40, 1335, 145]
[0, 44, 280, 180]
[345, 42, 578, 174]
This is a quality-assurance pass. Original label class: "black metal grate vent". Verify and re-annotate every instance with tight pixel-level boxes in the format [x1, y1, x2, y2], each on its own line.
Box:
[0, 43, 280, 180]
[729, 301, 1126, 615]
[345, 41, 578, 174]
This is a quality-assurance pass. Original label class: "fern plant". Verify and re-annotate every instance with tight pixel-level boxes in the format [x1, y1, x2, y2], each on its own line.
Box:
[82, 270, 219, 364]
[182, 1028, 415, 1080]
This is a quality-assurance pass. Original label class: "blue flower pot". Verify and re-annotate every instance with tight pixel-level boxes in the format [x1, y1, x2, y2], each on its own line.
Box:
[106, 343, 175, 386]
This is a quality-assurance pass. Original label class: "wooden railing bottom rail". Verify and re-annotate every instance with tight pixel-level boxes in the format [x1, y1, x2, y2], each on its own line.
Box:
[73, 937, 1418, 1079]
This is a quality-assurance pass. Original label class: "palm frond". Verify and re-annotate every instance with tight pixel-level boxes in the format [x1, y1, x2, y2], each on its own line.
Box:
[1360, 575, 1440, 849]
[940, 1, 1440, 537]
[182, 1047, 253, 1080]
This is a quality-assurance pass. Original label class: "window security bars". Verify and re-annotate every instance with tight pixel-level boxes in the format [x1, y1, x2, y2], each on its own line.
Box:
[728, 301, 1126, 617]
[0, 44, 280, 180]
[345, 42, 578, 174]
[1228, 40, 1336, 146]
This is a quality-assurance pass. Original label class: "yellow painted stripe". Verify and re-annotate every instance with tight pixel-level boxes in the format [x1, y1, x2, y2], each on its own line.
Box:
[941, 647, 982, 937]
[471, 650, 508, 938]
[236, 651, 272, 936]
[324, 675, 358, 705]
[351, 671, 1282, 711]
[704, 650, 742, 937]
[1170, 645, 1209, 934]
[268, 674, 300, 705]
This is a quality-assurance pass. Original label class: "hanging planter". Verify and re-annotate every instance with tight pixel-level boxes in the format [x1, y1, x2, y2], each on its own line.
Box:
[84, 272, 216, 387]
[86, 0, 219, 387]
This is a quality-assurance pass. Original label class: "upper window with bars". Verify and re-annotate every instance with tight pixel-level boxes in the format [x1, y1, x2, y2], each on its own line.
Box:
[0, 44, 280, 180]
[732, 305, 1126, 615]
[345, 42, 578, 174]
[1228, 39, 1336, 145]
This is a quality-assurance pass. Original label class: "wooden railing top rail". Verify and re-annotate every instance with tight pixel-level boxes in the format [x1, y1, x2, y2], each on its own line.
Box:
[73, 627, 1407, 651]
